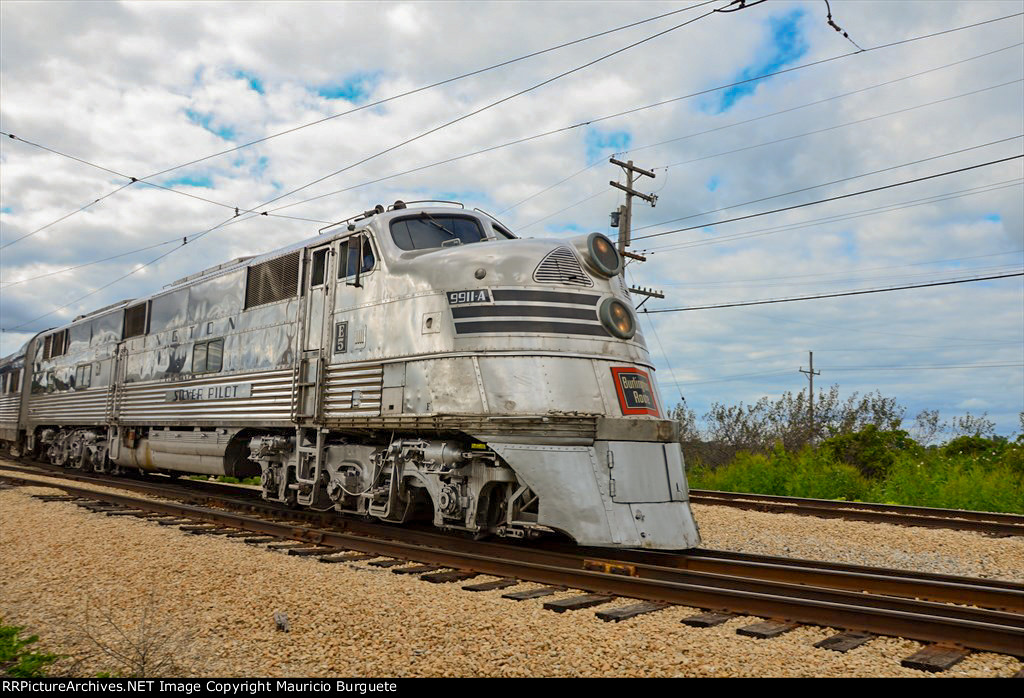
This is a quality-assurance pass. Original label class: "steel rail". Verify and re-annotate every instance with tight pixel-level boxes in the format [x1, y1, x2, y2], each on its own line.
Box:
[4, 461, 1022, 610]
[3, 472, 1022, 656]
[689, 489, 1024, 536]
[691, 488, 1024, 522]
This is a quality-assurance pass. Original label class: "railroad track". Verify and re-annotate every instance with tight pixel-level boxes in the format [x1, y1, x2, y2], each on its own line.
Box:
[2, 463, 1022, 671]
[689, 489, 1024, 537]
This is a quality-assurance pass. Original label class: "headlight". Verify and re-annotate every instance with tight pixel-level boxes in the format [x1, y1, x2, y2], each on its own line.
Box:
[599, 297, 636, 339]
[586, 233, 622, 277]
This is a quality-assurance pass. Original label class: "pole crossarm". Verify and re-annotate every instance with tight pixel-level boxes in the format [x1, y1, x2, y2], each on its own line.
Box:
[629, 286, 665, 299]
[610, 180, 659, 204]
[609, 157, 657, 179]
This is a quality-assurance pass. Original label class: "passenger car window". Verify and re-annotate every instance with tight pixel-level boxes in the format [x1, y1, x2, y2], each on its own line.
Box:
[390, 215, 485, 250]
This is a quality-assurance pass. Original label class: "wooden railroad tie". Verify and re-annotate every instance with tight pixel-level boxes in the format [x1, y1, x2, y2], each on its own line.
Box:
[463, 578, 519, 592]
[543, 594, 614, 613]
[392, 565, 443, 576]
[900, 645, 970, 673]
[502, 587, 564, 601]
[367, 558, 408, 568]
[736, 620, 799, 639]
[681, 612, 735, 628]
[318, 553, 378, 563]
[814, 631, 874, 653]
[420, 570, 479, 584]
[595, 601, 667, 622]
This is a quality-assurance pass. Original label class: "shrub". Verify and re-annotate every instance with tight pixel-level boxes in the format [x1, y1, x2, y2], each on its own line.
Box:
[688, 444, 871, 502]
[819, 425, 919, 478]
[941, 435, 1006, 458]
[1, 621, 59, 677]
[870, 457, 1024, 514]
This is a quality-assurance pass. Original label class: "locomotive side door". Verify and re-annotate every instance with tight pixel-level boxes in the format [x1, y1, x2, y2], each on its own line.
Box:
[304, 244, 334, 352]
[296, 244, 334, 422]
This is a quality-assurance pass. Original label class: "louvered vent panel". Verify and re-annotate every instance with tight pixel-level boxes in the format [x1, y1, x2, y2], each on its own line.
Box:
[533, 247, 594, 287]
[245, 252, 300, 309]
[123, 303, 148, 338]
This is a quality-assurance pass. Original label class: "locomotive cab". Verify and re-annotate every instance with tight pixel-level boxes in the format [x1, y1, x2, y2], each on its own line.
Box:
[279, 202, 701, 549]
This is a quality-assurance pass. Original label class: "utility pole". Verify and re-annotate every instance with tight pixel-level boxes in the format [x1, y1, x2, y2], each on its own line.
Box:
[799, 351, 821, 445]
[609, 157, 657, 257]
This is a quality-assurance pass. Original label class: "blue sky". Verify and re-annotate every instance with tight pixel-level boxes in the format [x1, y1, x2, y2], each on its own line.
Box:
[712, 8, 810, 112]
[184, 107, 236, 141]
[1, 0, 1021, 435]
[316, 71, 380, 101]
[584, 128, 631, 163]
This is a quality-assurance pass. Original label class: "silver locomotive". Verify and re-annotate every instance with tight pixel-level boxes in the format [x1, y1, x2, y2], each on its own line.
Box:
[0, 201, 700, 549]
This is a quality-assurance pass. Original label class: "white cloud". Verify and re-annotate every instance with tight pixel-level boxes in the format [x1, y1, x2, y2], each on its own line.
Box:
[1, 0, 1021, 432]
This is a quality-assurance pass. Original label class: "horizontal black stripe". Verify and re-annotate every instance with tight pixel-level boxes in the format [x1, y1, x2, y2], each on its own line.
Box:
[455, 320, 611, 337]
[491, 289, 601, 305]
[451, 305, 597, 320]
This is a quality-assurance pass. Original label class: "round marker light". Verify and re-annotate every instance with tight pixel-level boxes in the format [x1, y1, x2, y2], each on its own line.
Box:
[586, 233, 622, 277]
[599, 298, 636, 339]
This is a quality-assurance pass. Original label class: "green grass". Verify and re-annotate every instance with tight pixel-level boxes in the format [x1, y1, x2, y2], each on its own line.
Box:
[1, 621, 59, 677]
[687, 438, 1024, 514]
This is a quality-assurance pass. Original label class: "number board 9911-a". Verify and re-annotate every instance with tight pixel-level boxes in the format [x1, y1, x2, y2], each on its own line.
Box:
[447, 289, 491, 305]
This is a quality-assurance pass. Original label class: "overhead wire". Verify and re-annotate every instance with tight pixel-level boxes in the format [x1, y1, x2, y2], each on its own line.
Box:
[141, 1, 722, 180]
[10, 126, 1021, 288]
[656, 78, 1023, 170]
[631, 152, 1024, 242]
[641, 271, 1024, 313]
[6, 11, 1023, 330]
[0, 2, 719, 249]
[641, 178, 1024, 254]
[734, 308, 1024, 346]
[0, 130, 331, 250]
[492, 64, 1024, 231]
[253, 19, 1024, 218]
[1, 3, 725, 331]
[656, 249, 1024, 287]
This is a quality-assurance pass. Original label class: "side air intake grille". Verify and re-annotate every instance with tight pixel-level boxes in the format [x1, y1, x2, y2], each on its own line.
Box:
[533, 247, 593, 287]
[245, 252, 300, 309]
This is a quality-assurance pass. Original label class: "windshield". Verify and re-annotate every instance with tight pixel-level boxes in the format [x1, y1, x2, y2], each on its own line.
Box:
[390, 215, 485, 251]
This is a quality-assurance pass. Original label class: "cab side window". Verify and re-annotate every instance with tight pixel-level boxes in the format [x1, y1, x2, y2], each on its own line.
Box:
[337, 235, 375, 280]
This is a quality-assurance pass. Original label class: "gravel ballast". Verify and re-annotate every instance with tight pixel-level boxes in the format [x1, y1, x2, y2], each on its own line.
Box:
[692, 503, 1024, 581]
[0, 479, 1021, 677]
